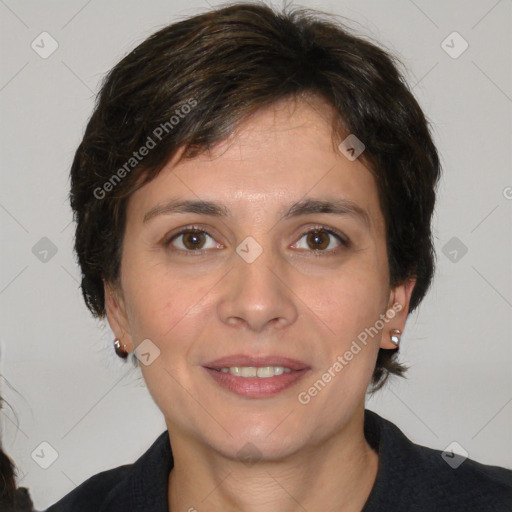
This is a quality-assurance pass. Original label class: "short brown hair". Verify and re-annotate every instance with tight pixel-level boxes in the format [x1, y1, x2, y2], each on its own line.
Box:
[69, 2, 441, 390]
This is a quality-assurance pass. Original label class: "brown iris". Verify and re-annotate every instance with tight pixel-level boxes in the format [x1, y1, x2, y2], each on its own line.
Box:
[182, 231, 206, 250]
[306, 230, 329, 250]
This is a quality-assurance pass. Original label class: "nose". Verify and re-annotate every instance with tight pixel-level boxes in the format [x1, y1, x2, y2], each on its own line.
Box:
[217, 245, 298, 334]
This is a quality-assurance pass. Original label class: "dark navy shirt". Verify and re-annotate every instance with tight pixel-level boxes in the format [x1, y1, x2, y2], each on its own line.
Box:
[46, 409, 512, 511]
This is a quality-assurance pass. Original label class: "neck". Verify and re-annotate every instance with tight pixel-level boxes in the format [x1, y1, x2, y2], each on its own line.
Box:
[167, 408, 379, 512]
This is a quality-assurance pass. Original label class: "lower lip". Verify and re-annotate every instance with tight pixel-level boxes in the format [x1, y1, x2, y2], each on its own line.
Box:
[203, 367, 310, 398]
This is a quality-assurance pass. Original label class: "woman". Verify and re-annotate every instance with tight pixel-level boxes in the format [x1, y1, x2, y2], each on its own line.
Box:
[46, 2, 511, 511]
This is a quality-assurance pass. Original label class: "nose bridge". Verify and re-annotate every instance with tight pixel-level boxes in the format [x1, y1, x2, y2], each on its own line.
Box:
[217, 238, 298, 332]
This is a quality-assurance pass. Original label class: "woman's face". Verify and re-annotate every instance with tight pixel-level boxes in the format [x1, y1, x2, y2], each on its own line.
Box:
[106, 97, 414, 461]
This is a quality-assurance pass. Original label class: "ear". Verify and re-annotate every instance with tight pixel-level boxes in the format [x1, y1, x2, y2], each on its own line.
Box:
[380, 277, 416, 349]
[104, 279, 134, 353]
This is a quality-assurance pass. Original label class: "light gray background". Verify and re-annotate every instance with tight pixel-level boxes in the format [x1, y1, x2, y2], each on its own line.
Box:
[1, 0, 511, 509]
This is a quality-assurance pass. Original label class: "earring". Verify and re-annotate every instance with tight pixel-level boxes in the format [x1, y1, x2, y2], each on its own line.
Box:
[114, 338, 129, 359]
[390, 329, 401, 348]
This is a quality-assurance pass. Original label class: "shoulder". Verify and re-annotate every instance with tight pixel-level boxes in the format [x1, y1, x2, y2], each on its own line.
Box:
[45, 463, 133, 512]
[45, 430, 172, 512]
[409, 439, 512, 510]
[364, 409, 512, 511]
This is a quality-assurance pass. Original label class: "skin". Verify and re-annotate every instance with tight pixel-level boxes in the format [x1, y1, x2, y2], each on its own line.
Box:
[105, 94, 416, 512]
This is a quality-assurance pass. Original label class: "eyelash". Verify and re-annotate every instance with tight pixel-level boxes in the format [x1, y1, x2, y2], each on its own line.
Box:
[163, 224, 351, 257]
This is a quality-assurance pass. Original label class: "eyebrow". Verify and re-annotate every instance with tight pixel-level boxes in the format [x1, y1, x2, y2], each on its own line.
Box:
[142, 197, 371, 229]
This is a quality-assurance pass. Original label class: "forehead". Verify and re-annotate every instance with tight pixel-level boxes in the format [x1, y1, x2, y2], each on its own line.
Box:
[126, 97, 384, 233]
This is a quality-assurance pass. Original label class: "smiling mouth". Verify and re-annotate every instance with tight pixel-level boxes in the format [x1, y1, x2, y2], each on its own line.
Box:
[203, 365, 310, 398]
[209, 366, 294, 378]
[203, 354, 310, 397]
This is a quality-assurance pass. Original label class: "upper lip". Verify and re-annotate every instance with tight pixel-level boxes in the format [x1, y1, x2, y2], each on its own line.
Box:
[204, 354, 310, 371]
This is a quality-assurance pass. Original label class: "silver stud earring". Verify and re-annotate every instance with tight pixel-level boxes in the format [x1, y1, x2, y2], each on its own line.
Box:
[390, 329, 401, 347]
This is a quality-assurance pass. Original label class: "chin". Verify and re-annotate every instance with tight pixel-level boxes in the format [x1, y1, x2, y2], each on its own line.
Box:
[210, 430, 305, 465]
[221, 408, 317, 453]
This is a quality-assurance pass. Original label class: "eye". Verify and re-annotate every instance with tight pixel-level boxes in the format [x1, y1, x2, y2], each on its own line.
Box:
[164, 225, 350, 255]
[292, 227, 350, 252]
[165, 227, 220, 252]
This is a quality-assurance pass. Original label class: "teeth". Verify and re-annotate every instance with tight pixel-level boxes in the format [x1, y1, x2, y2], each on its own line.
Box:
[219, 366, 292, 378]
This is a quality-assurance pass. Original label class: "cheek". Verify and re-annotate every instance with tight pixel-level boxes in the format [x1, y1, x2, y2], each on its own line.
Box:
[304, 262, 388, 342]
[301, 272, 385, 400]
[122, 262, 215, 377]
[125, 279, 189, 342]
[121, 248, 185, 333]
